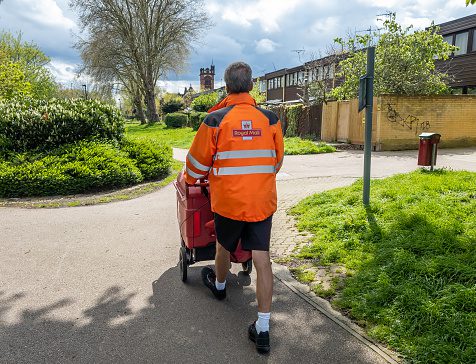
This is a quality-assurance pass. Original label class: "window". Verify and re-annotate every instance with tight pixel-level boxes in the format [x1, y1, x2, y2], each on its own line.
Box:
[267, 80, 272, 90]
[468, 87, 476, 95]
[473, 30, 476, 52]
[317, 67, 323, 81]
[328, 64, 335, 79]
[443, 35, 453, 46]
[454, 32, 468, 55]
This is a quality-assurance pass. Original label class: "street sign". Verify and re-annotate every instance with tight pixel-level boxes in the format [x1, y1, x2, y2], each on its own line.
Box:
[358, 75, 367, 112]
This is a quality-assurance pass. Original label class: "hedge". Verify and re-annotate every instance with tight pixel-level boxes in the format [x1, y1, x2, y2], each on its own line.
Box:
[0, 140, 173, 198]
[164, 113, 188, 128]
[121, 138, 172, 180]
[285, 104, 303, 137]
[189, 111, 208, 131]
[0, 97, 125, 153]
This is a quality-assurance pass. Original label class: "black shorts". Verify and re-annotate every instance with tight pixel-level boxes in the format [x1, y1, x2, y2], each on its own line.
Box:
[214, 213, 273, 253]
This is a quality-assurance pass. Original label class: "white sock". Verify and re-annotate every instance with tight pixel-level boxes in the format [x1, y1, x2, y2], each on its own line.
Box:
[256, 312, 270, 333]
[215, 280, 226, 290]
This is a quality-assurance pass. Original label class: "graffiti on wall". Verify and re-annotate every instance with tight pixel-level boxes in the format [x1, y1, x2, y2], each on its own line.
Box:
[385, 103, 430, 135]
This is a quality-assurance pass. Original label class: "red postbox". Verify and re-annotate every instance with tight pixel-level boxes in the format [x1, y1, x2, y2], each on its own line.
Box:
[418, 133, 441, 170]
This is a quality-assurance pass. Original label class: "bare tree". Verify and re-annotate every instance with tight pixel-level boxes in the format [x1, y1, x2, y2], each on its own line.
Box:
[298, 46, 346, 106]
[71, 0, 210, 122]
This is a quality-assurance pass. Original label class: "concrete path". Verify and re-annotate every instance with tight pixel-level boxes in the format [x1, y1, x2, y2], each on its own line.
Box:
[1, 147, 475, 363]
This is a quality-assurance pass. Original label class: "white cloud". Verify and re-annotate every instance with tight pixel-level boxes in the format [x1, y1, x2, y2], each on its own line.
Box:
[157, 80, 201, 94]
[48, 59, 79, 84]
[210, 0, 303, 33]
[255, 38, 279, 54]
[10, 0, 76, 29]
[311, 16, 340, 35]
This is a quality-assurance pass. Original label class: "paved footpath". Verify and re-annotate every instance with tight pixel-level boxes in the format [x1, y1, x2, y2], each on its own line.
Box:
[1, 147, 475, 363]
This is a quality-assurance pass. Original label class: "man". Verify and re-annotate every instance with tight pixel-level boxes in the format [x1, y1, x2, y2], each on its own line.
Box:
[184, 61, 284, 354]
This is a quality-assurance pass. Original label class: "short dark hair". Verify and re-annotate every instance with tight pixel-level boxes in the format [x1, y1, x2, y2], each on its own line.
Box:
[224, 62, 253, 94]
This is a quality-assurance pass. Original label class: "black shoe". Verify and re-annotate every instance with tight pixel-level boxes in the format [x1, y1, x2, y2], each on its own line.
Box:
[201, 267, 226, 300]
[248, 322, 270, 354]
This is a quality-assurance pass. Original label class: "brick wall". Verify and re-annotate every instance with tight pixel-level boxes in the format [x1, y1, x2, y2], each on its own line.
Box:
[322, 95, 476, 150]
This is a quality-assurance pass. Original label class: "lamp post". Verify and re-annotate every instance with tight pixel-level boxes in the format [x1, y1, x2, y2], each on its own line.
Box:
[82, 84, 88, 100]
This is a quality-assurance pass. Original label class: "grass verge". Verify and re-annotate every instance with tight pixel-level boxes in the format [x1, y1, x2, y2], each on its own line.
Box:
[0, 159, 183, 208]
[125, 121, 196, 148]
[126, 122, 336, 156]
[290, 169, 476, 363]
[284, 137, 336, 155]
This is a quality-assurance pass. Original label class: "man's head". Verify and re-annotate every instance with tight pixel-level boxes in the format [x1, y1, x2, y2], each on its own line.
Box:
[224, 62, 253, 94]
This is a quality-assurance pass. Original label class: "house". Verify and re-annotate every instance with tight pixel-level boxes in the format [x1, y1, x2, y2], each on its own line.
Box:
[436, 14, 476, 94]
[258, 54, 345, 104]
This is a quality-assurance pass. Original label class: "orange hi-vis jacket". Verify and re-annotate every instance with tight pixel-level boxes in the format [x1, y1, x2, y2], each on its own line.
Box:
[184, 92, 284, 222]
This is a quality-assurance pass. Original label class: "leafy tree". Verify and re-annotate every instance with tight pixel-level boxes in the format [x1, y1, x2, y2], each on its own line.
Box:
[250, 78, 266, 104]
[190, 92, 218, 112]
[331, 15, 456, 100]
[467, 0, 476, 5]
[0, 62, 31, 99]
[72, 0, 211, 123]
[0, 32, 57, 99]
[161, 93, 184, 114]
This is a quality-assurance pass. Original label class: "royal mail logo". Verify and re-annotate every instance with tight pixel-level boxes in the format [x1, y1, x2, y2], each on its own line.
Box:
[234, 120, 260, 140]
[233, 129, 262, 137]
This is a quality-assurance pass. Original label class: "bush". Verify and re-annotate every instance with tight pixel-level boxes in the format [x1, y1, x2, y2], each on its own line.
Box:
[0, 97, 125, 153]
[189, 111, 208, 131]
[121, 138, 172, 180]
[190, 92, 218, 112]
[160, 95, 184, 114]
[285, 104, 303, 137]
[164, 113, 188, 128]
[0, 141, 142, 198]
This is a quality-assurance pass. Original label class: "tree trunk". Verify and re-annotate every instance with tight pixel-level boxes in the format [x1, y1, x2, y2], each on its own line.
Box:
[134, 94, 146, 124]
[144, 80, 159, 123]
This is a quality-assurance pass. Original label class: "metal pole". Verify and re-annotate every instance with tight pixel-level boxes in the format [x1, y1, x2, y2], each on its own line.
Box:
[363, 47, 375, 206]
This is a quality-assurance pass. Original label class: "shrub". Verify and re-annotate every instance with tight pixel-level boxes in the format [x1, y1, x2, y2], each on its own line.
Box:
[121, 138, 172, 180]
[164, 113, 188, 128]
[160, 94, 184, 114]
[189, 111, 208, 131]
[0, 141, 142, 198]
[285, 104, 303, 137]
[190, 92, 218, 112]
[0, 97, 125, 153]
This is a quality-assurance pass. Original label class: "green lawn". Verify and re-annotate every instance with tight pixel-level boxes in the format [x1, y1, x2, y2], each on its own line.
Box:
[284, 137, 336, 155]
[126, 122, 335, 155]
[291, 170, 476, 363]
[125, 122, 196, 149]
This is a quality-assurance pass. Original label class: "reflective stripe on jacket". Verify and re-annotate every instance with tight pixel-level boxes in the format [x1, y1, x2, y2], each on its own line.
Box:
[184, 92, 285, 222]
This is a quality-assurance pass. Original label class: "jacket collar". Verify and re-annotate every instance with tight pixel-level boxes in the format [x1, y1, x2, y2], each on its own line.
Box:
[208, 92, 256, 113]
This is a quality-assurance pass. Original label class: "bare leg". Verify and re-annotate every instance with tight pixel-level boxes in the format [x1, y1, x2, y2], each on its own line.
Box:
[252, 250, 273, 312]
[215, 241, 231, 283]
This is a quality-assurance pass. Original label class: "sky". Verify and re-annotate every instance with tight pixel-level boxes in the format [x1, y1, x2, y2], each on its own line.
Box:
[0, 0, 474, 93]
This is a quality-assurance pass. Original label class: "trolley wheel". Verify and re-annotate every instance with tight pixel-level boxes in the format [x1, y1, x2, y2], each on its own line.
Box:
[242, 259, 253, 275]
[179, 246, 188, 282]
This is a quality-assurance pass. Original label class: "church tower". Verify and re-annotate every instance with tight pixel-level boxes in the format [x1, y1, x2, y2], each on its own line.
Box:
[200, 64, 215, 91]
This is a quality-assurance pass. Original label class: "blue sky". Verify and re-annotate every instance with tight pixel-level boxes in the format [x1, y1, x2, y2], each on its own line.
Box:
[0, 0, 474, 92]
